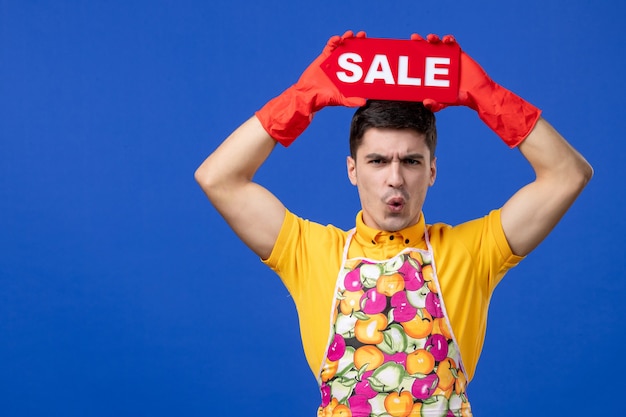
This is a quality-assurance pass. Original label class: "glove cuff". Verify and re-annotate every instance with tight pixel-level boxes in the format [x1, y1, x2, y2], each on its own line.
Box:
[255, 85, 314, 147]
[472, 83, 542, 148]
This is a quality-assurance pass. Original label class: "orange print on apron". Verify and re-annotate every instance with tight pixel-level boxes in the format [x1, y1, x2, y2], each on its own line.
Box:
[317, 228, 472, 417]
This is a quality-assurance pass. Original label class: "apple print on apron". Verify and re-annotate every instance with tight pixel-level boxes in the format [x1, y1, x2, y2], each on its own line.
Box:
[317, 228, 473, 417]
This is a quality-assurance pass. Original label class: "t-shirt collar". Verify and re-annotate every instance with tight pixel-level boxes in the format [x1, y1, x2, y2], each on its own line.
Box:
[354, 210, 425, 247]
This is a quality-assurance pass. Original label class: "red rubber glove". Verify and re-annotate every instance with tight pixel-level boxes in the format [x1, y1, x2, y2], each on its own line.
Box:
[255, 31, 367, 147]
[412, 34, 542, 148]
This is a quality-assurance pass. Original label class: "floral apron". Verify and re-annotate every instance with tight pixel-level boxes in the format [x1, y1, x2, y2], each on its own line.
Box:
[317, 227, 473, 417]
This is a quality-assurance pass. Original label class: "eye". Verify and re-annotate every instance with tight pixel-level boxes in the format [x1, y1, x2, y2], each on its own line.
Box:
[403, 158, 421, 165]
[368, 158, 386, 165]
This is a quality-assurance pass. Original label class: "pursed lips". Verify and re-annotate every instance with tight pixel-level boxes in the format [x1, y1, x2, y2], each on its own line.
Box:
[384, 192, 409, 212]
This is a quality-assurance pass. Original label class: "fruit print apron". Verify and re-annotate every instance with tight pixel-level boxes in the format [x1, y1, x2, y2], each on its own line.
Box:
[317, 226, 472, 417]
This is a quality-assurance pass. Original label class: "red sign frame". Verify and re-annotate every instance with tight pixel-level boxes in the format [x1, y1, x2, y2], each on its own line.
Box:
[321, 37, 460, 103]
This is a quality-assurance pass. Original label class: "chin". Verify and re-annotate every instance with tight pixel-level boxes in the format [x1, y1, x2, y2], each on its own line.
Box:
[380, 217, 409, 233]
[384, 211, 421, 231]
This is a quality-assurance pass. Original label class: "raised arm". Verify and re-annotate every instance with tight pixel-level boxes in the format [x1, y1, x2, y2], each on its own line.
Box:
[195, 117, 284, 259]
[501, 119, 592, 256]
[417, 34, 593, 256]
[195, 31, 366, 259]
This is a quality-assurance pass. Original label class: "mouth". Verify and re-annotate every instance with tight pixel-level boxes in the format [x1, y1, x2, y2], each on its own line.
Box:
[386, 197, 405, 213]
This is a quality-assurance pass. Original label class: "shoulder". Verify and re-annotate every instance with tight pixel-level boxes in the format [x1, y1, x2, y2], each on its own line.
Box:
[428, 210, 507, 251]
[283, 210, 350, 244]
[428, 209, 524, 286]
[263, 209, 349, 270]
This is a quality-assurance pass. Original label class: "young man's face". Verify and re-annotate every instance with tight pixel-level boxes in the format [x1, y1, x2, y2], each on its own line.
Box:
[347, 127, 436, 232]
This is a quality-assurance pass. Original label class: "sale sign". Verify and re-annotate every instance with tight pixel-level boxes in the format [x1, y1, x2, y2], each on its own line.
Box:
[321, 37, 460, 103]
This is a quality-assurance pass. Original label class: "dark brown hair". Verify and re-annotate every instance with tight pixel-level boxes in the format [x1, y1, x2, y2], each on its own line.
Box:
[349, 100, 437, 159]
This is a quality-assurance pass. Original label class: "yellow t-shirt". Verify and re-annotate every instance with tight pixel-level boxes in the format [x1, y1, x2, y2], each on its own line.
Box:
[263, 209, 522, 382]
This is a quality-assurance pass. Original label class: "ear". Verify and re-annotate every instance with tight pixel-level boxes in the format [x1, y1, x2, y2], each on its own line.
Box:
[429, 156, 437, 186]
[347, 156, 357, 186]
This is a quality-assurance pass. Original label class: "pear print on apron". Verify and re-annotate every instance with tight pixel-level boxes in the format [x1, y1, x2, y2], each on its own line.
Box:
[317, 229, 472, 417]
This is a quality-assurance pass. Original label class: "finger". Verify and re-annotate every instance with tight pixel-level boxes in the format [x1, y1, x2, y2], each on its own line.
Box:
[410, 33, 425, 41]
[442, 34, 456, 44]
[423, 98, 443, 112]
[427, 33, 441, 43]
[343, 96, 367, 107]
[326, 34, 342, 49]
[340, 30, 355, 41]
[355, 30, 366, 39]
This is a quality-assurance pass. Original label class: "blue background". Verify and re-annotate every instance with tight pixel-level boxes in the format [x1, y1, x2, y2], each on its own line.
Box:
[1, 1, 624, 416]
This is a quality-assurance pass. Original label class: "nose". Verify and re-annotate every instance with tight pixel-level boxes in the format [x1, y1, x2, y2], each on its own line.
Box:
[386, 161, 404, 188]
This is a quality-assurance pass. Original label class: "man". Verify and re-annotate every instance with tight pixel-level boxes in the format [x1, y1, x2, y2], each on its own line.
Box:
[195, 31, 592, 416]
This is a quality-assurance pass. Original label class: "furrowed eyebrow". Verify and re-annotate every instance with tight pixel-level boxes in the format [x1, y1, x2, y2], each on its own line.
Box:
[364, 153, 426, 160]
[364, 153, 387, 160]
[403, 153, 426, 161]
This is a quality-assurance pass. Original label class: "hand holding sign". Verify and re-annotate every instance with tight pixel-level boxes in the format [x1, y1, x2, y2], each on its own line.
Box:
[255, 31, 367, 147]
[416, 33, 542, 147]
[413, 34, 462, 112]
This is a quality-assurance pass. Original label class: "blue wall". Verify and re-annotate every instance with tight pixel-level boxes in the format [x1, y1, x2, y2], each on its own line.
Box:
[1, 1, 624, 416]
